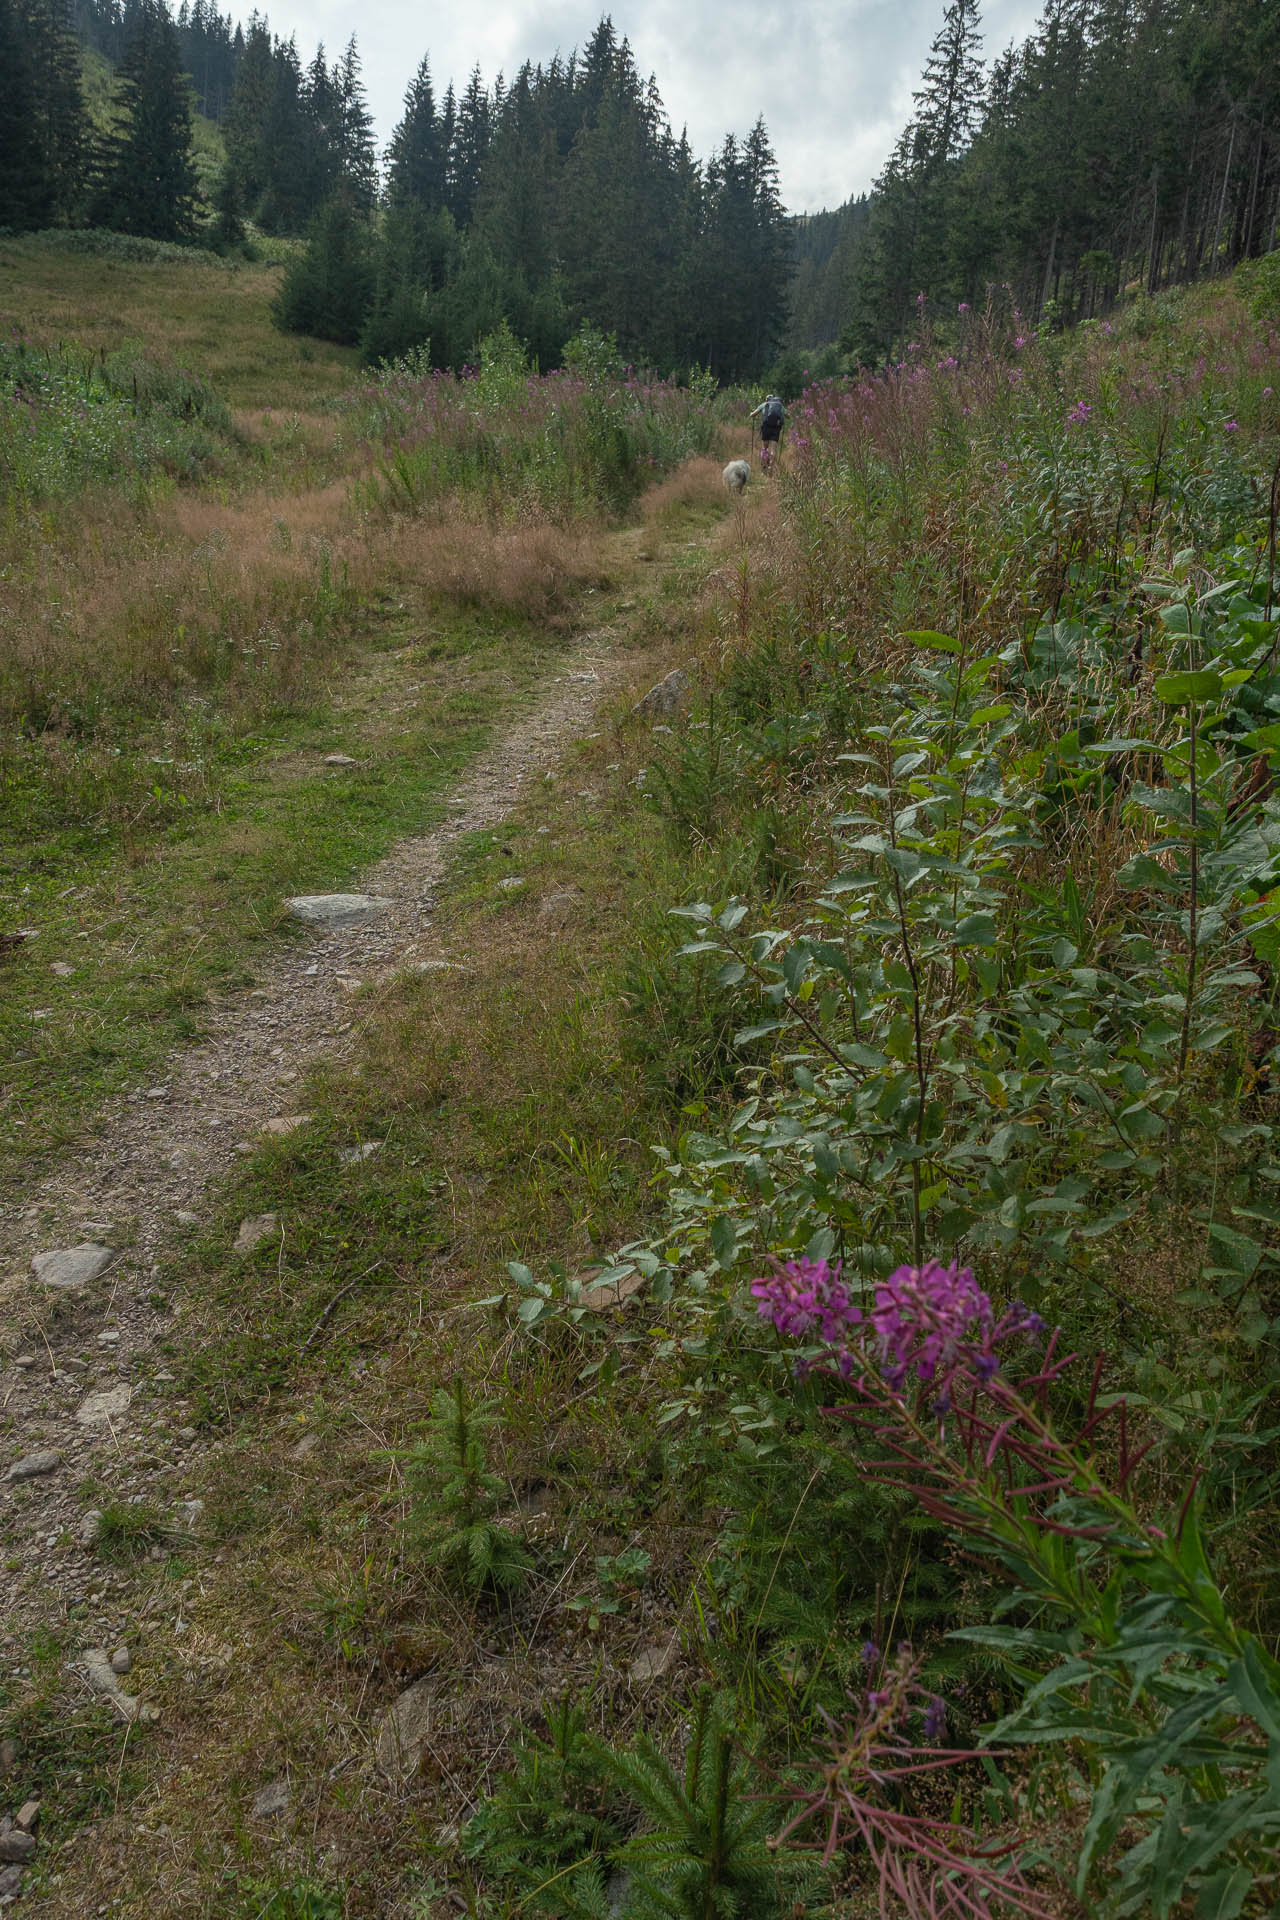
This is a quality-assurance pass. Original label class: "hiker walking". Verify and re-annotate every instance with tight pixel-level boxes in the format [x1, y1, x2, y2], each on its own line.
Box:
[750, 392, 785, 471]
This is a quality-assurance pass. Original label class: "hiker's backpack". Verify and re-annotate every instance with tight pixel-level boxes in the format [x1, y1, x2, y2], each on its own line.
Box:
[761, 396, 785, 430]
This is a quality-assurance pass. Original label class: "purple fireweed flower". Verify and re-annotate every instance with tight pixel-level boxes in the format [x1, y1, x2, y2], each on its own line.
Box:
[958, 302, 969, 313]
[861, 1639, 881, 1668]
[751, 1257, 863, 1345]
[922, 1695, 946, 1740]
[753, 1257, 1042, 1400]
[1223, 418, 1239, 433]
[1066, 399, 1092, 426]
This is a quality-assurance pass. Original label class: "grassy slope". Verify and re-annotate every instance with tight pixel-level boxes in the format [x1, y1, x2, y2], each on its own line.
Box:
[2, 235, 356, 409]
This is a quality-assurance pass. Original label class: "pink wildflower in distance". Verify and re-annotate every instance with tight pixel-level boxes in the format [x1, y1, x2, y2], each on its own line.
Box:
[1066, 399, 1092, 426]
[1223, 418, 1239, 433]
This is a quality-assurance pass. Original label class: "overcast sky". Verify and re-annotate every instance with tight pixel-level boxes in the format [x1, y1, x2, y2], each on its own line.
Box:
[268, 0, 1045, 213]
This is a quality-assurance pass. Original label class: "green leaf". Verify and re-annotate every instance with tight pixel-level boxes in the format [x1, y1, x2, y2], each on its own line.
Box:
[905, 629, 959, 652]
[1154, 670, 1224, 704]
[1195, 1867, 1253, 1920]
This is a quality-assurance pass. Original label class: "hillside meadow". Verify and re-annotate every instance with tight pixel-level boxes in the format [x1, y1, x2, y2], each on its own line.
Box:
[1, 247, 1279, 1919]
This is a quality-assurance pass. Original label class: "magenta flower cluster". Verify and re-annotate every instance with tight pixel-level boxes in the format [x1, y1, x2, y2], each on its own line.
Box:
[751, 1257, 1043, 1398]
[749, 1256, 863, 1345]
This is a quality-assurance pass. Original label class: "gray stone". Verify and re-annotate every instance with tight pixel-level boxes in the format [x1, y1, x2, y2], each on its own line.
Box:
[76, 1384, 132, 1428]
[0, 1865, 23, 1898]
[261, 1114, 311, 1137]
[0, 1833, 34, 1865]
[324, 753, 357, 767]
[631, 669, 688, 721]
[110, 1647, 131, 1676]
[174, 1210, 199, 1229]
[340, 1141, 383, 1165]
[290, 1433, 321, 1461]
[6, 1451, 61, 1483]
[537, 887, 584, 930]
[13, 1357, 35, 1371]
[251, 1778, 291, 1819]
[14, 1803, 38, 1833]
[285, 893, 392, 927]
[376, 1677, 436, 1782]
[629, 1638, 678, 1684]
[78, 1647, 156, 1723]
[30, 1244, 116, 1291]
[233, 1214, 278, 1255]
[79, 1509, 104, 1548]
[495, 875, 526, 893]
[51, 961, 75, 978]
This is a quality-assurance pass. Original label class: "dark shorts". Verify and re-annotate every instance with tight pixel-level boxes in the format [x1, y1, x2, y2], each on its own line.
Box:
[761, 418, 782, 442]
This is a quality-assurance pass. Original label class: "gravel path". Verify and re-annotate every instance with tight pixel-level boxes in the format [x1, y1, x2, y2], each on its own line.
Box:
[0, 624, 628, 1664]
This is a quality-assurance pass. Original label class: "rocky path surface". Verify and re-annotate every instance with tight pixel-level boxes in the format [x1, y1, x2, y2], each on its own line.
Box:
[0, 624, 635, 1862]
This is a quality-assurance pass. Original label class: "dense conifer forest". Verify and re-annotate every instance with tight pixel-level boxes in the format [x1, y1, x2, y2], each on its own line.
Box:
[2, 0, 1278, 374]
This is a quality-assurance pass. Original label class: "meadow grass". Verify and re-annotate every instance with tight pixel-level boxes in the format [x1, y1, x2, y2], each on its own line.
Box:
[1, 236, 356, 409]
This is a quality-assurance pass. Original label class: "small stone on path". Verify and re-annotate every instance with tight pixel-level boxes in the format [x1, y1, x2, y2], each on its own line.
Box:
[631, 668, 688, 721]
[79, 1510, 104, 1548]
[76, 1384, 132, 1428]
[495, 875, 526, 893]
[251, 1778, 291, 1819]
[262, 1114, 311, 1137]
[14, 1802, 39, 1833]
[51, 961, 74, 978]
[30, 1244, 116, 1290]
[110, 1647, 131, 1676]
[324, 753, 357, 767]
[0, 1832, 35, 1865]
[174, 1210, 199, 1228]
[234, 1214, 278, 1255]
[340, 1141, 383, 1165]
[7, 1451, 62, 1483]
[14, 1356, 35, 1371]
[285, 893, 393, 927]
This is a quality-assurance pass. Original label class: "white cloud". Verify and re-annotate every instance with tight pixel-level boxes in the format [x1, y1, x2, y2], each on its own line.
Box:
[258, 0, 1044, 211]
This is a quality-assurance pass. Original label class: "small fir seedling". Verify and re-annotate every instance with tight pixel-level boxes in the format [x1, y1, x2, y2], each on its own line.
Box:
[395, 1375, 531, 1596]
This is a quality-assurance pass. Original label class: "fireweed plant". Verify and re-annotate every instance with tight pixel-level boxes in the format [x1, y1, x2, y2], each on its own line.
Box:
[498, 281, 1280, 1915]
[750, 1257, 1280, 1916]
[345, 320, 723, 522]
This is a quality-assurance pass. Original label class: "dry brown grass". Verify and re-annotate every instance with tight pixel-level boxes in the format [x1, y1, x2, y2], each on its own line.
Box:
[0, 474, 623, 727]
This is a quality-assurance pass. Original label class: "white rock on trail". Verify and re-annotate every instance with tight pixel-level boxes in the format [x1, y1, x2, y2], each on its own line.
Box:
[75, 1384, 132, 1428]
[30, 1244, 117, 1290]
[285, 893, 393, 927]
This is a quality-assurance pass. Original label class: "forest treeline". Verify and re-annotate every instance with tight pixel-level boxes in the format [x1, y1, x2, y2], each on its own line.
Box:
[801, 0, 1280, 362]
[2, 0, 1279, 377]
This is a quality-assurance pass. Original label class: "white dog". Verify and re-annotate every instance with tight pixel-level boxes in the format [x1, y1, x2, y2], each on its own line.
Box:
[722, 459, 751, 495]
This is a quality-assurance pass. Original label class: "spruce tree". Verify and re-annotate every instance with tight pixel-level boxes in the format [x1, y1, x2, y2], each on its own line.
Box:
[386, 53, 443, 208]
[93, 0, 197, 240]
[333, 36, 376, 210]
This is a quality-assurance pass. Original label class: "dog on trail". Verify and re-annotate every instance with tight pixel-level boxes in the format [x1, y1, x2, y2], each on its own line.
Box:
[723, 459, 751, 495]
